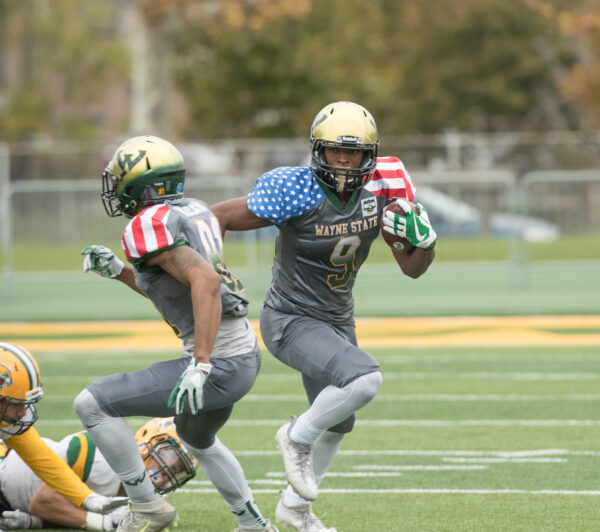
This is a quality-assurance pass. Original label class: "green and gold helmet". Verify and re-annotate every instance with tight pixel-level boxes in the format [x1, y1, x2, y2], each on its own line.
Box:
[101, 136, 185, 217]
[310, 101, 379, 193]
[0, 342, 43, 436]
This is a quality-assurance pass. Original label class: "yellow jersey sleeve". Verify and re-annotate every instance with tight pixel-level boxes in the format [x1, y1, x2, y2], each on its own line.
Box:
[7, 427, 94, 507]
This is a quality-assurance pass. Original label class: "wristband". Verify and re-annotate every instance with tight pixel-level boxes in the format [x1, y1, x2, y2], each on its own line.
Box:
[85, 511, 104, 530]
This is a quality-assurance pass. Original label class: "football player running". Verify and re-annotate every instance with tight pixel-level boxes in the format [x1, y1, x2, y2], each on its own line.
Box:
[76, 136, 278, 532]
[0, 417, 194, 531]
[0, 342, 128, 532]
[212, 101, 437, 532]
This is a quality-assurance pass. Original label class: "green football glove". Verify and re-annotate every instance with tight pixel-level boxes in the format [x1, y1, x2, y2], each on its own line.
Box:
[382, 199, 437, 250]
[82, 245, 124, 278]
[168, 359, 212, 415]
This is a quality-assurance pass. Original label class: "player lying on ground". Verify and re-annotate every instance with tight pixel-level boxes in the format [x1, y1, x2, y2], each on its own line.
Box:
[0, 417, 195, 531]
[0, 342, 128, 532]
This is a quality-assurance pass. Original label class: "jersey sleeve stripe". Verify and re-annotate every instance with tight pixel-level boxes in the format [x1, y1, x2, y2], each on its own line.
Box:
[121, 205, 173, 260]
[66, 432, 96, 482]
[365, 156, 416, 201]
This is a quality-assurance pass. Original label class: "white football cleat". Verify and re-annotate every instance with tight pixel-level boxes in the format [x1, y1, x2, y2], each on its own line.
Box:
[234, 520, 280, 531]
[275, 500, 337, 532]
[117, 499, 177, 532]
[275, 419, 317, 501]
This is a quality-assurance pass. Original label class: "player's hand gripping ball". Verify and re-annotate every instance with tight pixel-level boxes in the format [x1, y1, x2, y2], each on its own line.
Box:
[381, 199, 437, 251]
[380, 200, 419, 251]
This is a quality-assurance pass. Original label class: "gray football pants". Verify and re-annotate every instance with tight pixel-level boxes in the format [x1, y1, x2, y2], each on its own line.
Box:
[260, 305, 380, 433]
[82, 348, 260, 448]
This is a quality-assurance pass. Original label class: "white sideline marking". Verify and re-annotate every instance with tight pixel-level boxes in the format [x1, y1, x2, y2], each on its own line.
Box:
[40, 372, 600, 383]
[353, 465, 487, 471]
[443, 457, 567, 463]
[240, 394, 600, 402]
[267, 472, 406, 478]
[176, 488, 600, 495]
[257, 372, 600, 381]
[36, 418, 600, 428]
[377, 353, 600, 363]
[379, 372, 600, 380]
[43, 393, 600, 402]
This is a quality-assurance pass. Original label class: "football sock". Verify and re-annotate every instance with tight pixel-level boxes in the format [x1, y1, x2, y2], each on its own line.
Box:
[314, 430, 344, 485]
[291, 371, 382, 445]
[74, 389, 159, 503]
[182, 437, 267, 527]
[282, 430, 344, 507]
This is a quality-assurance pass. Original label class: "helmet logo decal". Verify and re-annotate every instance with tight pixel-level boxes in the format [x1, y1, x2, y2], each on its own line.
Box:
[116, 149, 147, 176]
[338, 135, 362, 145]
[0, 362, 13, 391]
[176, 182, 184, 194]
[313, 113, 328, 128]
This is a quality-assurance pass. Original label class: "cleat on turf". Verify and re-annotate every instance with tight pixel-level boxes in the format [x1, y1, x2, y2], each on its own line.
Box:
[117, 499, 177, 532]
[275, 418, 317, 501]
[275, 500, 336, 532]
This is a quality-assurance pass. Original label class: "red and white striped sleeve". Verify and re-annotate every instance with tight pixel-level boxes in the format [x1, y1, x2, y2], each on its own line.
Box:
[121, 204, 177, 261]
[365, 156, 416, 201]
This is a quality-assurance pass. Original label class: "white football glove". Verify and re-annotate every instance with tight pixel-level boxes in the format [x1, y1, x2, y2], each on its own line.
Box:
[85, 506, 128, 531]
[168, 359, 212, 415]
[382, 199, 437, 250]
[82, 245, 124, 278]
[0, 510, 40, 529]
[83, 493, 129, 513]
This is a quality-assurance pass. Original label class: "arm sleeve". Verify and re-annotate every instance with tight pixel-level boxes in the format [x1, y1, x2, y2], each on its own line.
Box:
[8, 427, 93, 507]
[247, 166, 324, 224]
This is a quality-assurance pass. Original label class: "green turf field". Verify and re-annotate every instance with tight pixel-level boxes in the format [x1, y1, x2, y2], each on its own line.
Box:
[2, 234, 599, 531]
[14, 336, 600, 532]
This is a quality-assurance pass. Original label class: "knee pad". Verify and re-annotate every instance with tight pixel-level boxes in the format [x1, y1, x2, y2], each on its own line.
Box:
[73, 388, 105, 427]
[348, 371, 383, 408]
[355, 370, 383, 404]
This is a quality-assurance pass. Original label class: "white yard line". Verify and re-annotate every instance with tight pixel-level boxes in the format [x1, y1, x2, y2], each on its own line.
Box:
[40, 372, 600, 382]
[42, 393, 600, 402]
[37, 418, 600, 427]
[176, 488, 600, 495]
[442, 457, 567, 463]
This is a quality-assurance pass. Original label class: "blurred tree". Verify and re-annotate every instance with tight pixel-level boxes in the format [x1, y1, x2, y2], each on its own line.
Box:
[139, 0, 585, 137]
[526, 0, 600, 128]
[0, 0, 128, 142]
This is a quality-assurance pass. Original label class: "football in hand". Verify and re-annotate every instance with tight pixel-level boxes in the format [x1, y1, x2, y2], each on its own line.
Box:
[380, 201, 420, 251]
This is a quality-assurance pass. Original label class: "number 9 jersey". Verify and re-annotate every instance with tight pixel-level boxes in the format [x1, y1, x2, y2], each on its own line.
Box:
[120, 197, 256, 359]
[247, 157, 415, 325]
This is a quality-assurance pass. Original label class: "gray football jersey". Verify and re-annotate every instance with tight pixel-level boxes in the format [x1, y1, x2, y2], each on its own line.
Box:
[121, 198, 256, 358]
[247, 162, 415, 324]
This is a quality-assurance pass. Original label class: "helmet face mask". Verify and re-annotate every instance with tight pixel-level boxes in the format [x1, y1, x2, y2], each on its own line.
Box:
[310, 101, 379, 194]
[0, 343, 43, 436]
[101, 136, 186, 218]
[135, 417, 197, 493]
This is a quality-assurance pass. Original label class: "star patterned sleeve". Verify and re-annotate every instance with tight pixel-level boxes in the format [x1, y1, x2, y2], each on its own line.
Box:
[121, 204, 184, 263]
[247, 166, 324, 225]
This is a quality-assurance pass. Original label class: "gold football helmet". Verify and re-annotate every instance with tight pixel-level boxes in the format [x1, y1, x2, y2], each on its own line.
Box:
[0, 343, 44, 435]
[310, 101, 379, 193]
[135, 417, 197, 493]
[102, 136, 185, 218]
